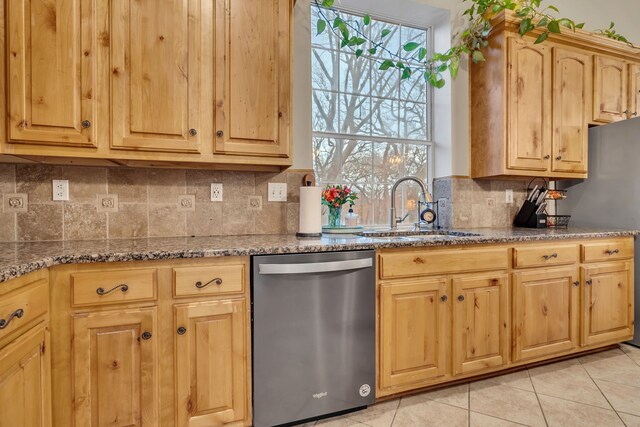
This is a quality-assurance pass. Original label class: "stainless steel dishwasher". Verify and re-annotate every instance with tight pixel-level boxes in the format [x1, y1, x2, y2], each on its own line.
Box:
[252, 250, 376, 427]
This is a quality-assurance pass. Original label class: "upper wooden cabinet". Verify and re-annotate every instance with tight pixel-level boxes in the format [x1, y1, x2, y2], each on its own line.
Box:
[471, 11, 640, 179]
[5, 0, 97, 148]
[593, 56, 628, 123]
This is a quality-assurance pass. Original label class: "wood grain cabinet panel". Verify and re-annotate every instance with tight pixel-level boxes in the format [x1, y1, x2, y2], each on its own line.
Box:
[551, 47, 591, 174]
[6, 0, 97, 147]
[593, 56, 628, 123]
[214, 0, 291, 157]
[582, 262, 634, 346]
[629, 64, 640, 119]
[507, 37, 552, 172]
[0, 323, 51, 427]
[452, 273, 509, 376]
[106, 0, 207, 153]
[379, 278, 450, 391]
[175, 299, 249, 427]
[72, 307, 158, 426]
[513, 267, 580, 362]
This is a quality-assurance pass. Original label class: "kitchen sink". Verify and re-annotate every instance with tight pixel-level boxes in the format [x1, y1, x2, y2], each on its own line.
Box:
[359, 229, 481, 239]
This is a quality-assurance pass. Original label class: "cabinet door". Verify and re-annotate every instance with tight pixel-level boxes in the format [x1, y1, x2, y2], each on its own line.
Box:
[452, 274, 509, 376]
[73, 307, 158, 426]
[380, 278, 450, 390]
[6, 0, 96, 147]
[593, 56, 628, 123]
[552, 47, 591, 174]
[175, 299, 249, 426]
[107, 0, 206, 153]
[214, 0, 291, 157]
[0, 323, 51, 427]
[513, 267, 580, 362]
[507, 37, 552, 172]
[582, 262, 634, 346]
[629, 64, 640, 119]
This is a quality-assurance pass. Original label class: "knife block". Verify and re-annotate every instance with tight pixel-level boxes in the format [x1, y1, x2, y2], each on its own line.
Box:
[514, 200, 548, 228]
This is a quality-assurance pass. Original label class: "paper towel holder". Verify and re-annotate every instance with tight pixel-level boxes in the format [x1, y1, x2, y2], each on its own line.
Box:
[302, 173, 316, 187]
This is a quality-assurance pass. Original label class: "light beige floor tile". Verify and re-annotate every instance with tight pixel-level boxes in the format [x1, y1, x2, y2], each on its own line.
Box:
[470, 412, 526, 427]
[538, 394, 624, 427]
[469, 382, 545, 427]
[348, 400, 399, 427]
[475, 369, 534, 392]
[315, 415, 368, 426]
[579, 349, 640, 388]
[420, 383, 469, 409]
[595, 379, 640, 416]
[621, 344, 640, 366]
[393, 398, 468, 427]
[529, 359, 611, 409]
[618, 412, 640, 427]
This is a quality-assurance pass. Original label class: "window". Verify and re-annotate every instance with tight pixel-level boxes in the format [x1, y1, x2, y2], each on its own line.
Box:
[311, 5, 433, 226]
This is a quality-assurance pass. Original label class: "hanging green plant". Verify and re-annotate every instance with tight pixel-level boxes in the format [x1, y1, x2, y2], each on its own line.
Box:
[315, 0, 634, 89]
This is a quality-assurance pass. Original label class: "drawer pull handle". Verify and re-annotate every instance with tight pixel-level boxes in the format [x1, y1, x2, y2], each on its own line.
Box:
[177, 327, 187, 335]
[542, 253, 558, 260]
[586, 279, 593, 286]
[0, 308, 24, 330]
[573, 281, 580, 287]
[141, 331, 152, 340]
[96, 284, 129, 295]
[195, 278, 223, 289]
[605, 249, 620, 256]
[458, 295, 465, 302]
[440, 295, 448, 302]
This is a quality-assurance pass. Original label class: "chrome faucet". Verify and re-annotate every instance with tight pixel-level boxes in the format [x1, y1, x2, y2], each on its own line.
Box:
[389, 176, 433, 229]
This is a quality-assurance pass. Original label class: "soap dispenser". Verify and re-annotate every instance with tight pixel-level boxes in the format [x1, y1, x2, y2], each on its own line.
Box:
[344, 204, 359, 227]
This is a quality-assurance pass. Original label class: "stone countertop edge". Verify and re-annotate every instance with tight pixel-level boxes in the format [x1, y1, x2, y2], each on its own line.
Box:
[0, 228, 638, 284]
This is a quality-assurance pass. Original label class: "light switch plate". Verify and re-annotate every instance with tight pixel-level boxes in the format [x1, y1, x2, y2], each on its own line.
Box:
[53, 180, 69, 201]
[268, 183, 287, 202]
[4, 193, 28, 213]
[211, 183, 223, 202]
[505, 189, 514, 204]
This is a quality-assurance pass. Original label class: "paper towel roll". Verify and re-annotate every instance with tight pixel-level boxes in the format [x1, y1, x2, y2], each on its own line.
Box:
[298, 186, 323, 236]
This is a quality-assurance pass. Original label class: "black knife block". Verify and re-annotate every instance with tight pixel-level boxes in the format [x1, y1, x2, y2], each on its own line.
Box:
[514, 200, 548, 228]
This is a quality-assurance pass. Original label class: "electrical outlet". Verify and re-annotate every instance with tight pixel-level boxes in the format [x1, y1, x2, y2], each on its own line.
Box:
[211, 183, 223, 202]
[437, 198, 448, 209]
[505, 189, 514, 204]
[268, 183, 287, 202]
[52, 180, 69, 201]
[248, 195, 262, 211]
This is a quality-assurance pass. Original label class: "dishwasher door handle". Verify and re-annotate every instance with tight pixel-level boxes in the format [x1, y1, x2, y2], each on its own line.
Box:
[258, 258, 373, 275]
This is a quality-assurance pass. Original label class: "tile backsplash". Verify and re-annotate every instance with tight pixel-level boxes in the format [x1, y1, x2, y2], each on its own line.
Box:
[434, 177, 529, 229]
[0, 164, 310, 242]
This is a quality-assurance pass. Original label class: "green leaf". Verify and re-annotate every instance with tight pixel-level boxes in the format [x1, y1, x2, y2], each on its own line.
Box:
[536, 17, 549, 28]
[519, 18, 532, 36]
[396, 61, 405, 69]
[434, 78, 446, 89]
[340, 38, 348, 48]
[322, 0, 334, 7]
[576, 22, 585, 29]
[534, 31, 549, 44]
[418, 47, 427, 61]
[547, 20, 561, 34]
[332, 17, 342, 28]
[368, 47, 377, 55]
[450, 58, 460, 79]
[548, 5, 559, 12]
[381, 29, 391, 38]
[355, 49, 363, 58]
[403, 42, 420, 52]
[379, 59, 394, 70]
[472, 50, 485, 63]
[363, 15, 371, 25]
[316, 19, 326, 36]
[401, 68, 412, 80]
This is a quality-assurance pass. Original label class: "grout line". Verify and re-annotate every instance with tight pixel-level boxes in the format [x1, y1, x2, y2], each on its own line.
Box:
[620, 344, 640, 367]
[467, 382, 471, 427]
[577, 353, 627, 426]
[468, 411, 530, 426]
[527, 368, 550, 427]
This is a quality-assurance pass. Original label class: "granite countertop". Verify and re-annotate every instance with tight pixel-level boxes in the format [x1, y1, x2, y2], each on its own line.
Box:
[0, 227, 637, 283]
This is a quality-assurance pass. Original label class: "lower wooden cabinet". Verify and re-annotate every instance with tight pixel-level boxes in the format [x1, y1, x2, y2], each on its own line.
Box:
[582, 261, 634, 346]
[175, 299, 250, 427]
[513, 267, 580, 362]
[0, 323, 51, 427]
[452, 273, 509, 375]
[72, 307, 159, 426]
[379, 278, 450, 391]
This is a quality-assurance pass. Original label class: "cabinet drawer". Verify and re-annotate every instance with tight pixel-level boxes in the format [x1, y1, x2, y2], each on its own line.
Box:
[513, 244, 579, 269]
[71, 269, 157, 307]
[379, 247, 508, 280]
[582, 239, 634, 263]
[173, 265, 245, 297]
[0, 279, 48, 341]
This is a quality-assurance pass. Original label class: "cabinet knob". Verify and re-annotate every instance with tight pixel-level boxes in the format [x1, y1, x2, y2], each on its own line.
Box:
[544, 155, 551, 160]
[96, 284, 129, 295]
[177, 327, 187, 335]
[440, 295, 448, 302]
[81, 120, 91, 129]
[458, 295, 465, 302]
[189, 128, 197, 137]
[586, 279, 593, 286]
[216, 130, 224, 137]
[141, 331, 152, 340]
[556, 155, 562, 161]
[633, 112, 638, 117]
[573, 281, 580, 287]
[623, 110, 629, 115]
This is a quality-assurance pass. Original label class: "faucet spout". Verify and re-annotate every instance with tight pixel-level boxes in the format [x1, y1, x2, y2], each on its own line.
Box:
[389, 176, 432, 230]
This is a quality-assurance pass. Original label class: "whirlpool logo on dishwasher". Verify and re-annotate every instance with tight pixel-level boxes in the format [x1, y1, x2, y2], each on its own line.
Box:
[312, 392, 328, 399]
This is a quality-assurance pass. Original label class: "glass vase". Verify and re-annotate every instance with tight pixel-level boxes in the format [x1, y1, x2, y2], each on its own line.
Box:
[328, 205, 342, 228]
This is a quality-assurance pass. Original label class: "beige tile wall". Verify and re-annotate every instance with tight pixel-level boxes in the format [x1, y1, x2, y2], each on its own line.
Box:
[0, 164, 310, 242]
[434, 177, 529, 229]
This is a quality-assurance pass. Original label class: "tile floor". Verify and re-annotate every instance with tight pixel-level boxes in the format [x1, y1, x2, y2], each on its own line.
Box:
[299, 344, 640, 427]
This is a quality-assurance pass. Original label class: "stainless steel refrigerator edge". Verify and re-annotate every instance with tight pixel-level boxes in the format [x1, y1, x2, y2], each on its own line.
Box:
[559, 117, 640, 346]
[252, 251, 376, 427]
